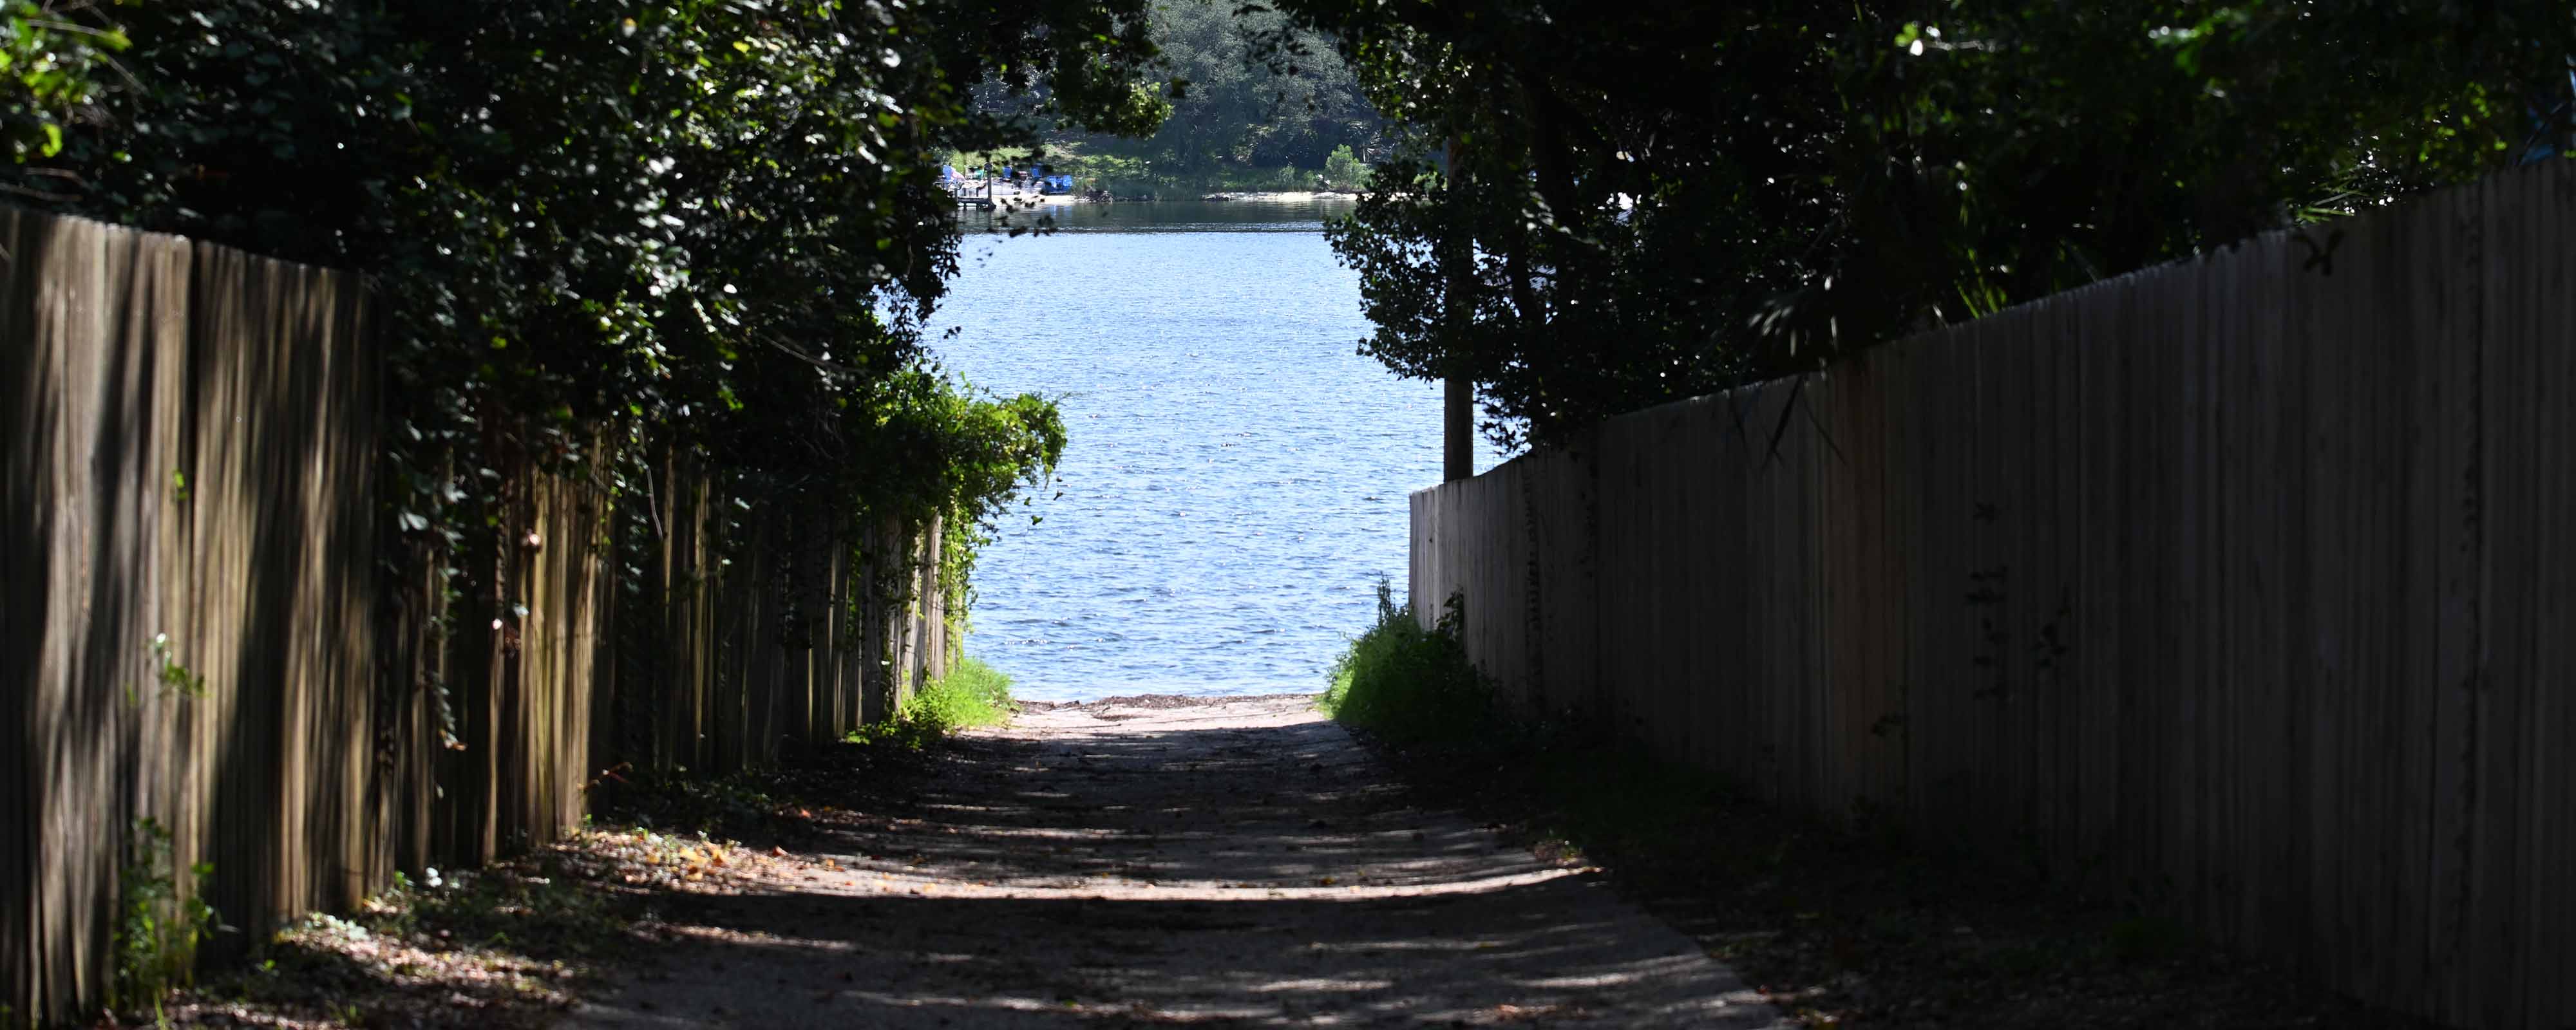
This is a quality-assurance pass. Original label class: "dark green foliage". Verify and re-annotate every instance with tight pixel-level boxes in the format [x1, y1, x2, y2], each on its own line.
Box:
[1, 1, 1151, 720]
[1321, 143, 1368, 190]
[856, 373, 1068, 531]
[4, 15, 1119, 1011]
[1267, 0, 2576, 449]
[1037, 0, 1383, 191]
[1318, 580, 1496, 745]
[0, 0, 128, 169]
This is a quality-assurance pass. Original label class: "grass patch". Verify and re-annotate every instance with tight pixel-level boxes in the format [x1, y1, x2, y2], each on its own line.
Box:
[1318, 588, 2442, 1029]
[902, 657, 1014, 731]
[840, 656, 1016, 749]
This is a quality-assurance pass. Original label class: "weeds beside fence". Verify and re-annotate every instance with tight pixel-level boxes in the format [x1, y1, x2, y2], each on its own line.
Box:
[1407, 161, 2576, 1029]
[1318, 580, 1496, 746]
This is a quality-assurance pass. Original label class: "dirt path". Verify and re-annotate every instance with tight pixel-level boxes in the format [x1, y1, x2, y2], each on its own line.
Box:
[564, 696, 1787, 1028]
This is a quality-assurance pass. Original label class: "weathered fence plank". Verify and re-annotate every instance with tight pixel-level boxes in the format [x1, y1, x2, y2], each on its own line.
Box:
[1407, 160, 2576, 1029]
[2525, 162, 2576, 1028]
[2, 205, 958, 1024]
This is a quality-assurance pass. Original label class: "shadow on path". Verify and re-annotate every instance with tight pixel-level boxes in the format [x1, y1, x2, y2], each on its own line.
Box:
[567, 697, 1786, 1028]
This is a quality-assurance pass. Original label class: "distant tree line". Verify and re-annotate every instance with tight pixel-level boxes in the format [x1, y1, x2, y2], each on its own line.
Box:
[977, 0, 1384, 192]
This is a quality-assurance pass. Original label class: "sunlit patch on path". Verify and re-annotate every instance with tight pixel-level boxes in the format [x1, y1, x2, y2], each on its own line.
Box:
[565, 697, 1787, 1028]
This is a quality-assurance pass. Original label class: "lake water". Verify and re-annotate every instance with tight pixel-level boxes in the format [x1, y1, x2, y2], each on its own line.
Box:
[927, 200, 1501, 702]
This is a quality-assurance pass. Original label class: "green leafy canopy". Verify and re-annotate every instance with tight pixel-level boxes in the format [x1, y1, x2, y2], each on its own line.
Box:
[1263, 0, 2576, 449]
[5, 0, 1165, 597]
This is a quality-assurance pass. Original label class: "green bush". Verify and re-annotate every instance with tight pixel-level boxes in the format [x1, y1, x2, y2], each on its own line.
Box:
[1322, 144, 1370, 191]
[1319, 579, 1495, 744]
[899, 657, 1016, 733]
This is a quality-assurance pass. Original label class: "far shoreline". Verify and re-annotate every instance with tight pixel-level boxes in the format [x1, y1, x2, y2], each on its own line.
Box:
[1191, 191, 1361, 203]
[978, 190, 1362, 206]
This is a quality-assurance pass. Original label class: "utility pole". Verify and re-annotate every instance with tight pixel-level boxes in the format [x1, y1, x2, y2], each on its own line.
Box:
[1442, 136, 1474, 482]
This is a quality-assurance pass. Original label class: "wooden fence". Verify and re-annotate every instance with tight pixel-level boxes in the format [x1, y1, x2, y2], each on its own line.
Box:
[1, 205, 949, 1024]
[1410, 160, 2576, 1028]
